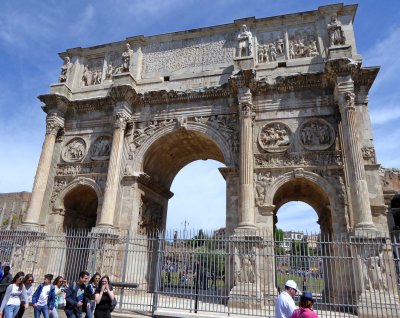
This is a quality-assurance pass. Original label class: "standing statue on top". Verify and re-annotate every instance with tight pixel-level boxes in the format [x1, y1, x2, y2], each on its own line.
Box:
[327, 14, 346, 46]
[237, 24, 253, 57]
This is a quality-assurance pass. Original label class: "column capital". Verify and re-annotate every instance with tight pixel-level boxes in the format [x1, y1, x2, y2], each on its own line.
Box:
[114, 112, 129, 130]
[46, 113, 65, 135]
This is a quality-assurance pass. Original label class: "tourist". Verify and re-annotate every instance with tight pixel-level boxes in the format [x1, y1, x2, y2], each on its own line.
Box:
[16, 274, 34, 318]
[291, 291, 319, 318]
[32, 274, 56, 318]
[64, 271, 90, 318]
[0, 266, 13, 305]
[85, 273, 101, 318]
[0, 272, 28, 318]
[51, 276, 66, 318]
[275, 280, 300, 318]
[94, 275, 115, 318]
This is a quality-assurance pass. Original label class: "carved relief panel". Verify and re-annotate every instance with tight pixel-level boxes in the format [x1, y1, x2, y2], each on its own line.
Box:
[288, 26, 319, 59]
[90, 136, 112, 161]
[61, 138, 87, 162]
[298, 118, 335, 150]
[256, 30, 285, 63]
[138, 197, 163, 235]
[81, 57, 104, 86]
[258, 122, 291, 152]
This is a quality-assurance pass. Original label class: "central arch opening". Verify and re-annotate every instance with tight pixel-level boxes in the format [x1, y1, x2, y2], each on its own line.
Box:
[141, 128, 229, 234]
[63, 185, 98, 281]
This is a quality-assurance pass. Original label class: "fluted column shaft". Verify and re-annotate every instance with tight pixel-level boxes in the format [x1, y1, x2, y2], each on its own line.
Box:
[24, 114, 64, 225]
[238, 87, 256, 228]
[337, 84, 375, 230]
[98, 114, 127, 227]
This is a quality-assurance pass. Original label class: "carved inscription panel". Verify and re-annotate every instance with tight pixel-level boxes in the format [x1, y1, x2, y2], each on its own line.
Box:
[142, 34, 235, 75]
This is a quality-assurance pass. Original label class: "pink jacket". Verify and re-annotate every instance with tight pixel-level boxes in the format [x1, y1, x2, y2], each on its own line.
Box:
[291, 307, 319, 318]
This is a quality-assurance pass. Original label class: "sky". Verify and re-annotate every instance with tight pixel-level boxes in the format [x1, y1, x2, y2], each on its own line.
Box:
[0, 0, 399, 233]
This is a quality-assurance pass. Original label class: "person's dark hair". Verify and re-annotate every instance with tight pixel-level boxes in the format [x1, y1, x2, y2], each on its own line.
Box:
[99, 275, 110, 285]
[53, 276, 63, 286]
[4, 266, 10, 272]
[23, 274, 34, 285]
[299, 298, 313, 309]
[79, 271, 90, 279]
[44, 274, 54, 281]
[11, 272, 25, 284]
[89, 272, 101, 284]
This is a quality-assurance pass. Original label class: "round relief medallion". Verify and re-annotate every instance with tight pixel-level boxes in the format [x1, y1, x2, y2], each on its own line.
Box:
[90, 136, 112, 161]
[62, 138, 86, 162]
[258, 122, 291, 153]
[299, 118, 335, 150]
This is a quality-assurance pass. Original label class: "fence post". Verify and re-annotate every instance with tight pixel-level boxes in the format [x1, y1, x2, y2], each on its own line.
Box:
[152, 231, 163, 316]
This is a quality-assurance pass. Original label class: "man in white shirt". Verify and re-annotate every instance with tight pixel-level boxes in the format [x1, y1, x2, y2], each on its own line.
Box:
[275, 279, 300, 318]
[32, 274, 56, 318]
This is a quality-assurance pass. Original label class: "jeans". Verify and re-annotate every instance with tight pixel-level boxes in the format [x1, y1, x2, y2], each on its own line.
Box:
[50, 309, 59, 318]
[4, 304, 20, 318]
[85, 301, 95, 318]
[34, 305, 49, 318]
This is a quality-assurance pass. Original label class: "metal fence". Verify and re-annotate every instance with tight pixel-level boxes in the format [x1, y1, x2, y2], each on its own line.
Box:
[1, 228, 399, 317]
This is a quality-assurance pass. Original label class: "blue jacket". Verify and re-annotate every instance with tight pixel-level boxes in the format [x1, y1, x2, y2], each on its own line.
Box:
[32, 284, 56, 310]
[65, 282, 89, 315]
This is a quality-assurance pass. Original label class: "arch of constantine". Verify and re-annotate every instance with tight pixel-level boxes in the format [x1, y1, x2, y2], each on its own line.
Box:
[4, 3, 399, 317]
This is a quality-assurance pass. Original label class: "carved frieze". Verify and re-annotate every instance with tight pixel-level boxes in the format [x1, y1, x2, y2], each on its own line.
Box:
[255, 151, 343, 168]
[142, 35, 235, 75]
[61, 138, 87, 162]
[256, 31, 284, 63]
[50, 179, 69, 208]
[288, 27, 319, 59]
[299, 119, 335, 150]
[56, 161, 108, 176]
[90, 136, 112, 161]
[361, 146, 376, 164]
[258, 122, 291, 152]
[81, 57, 104, 86]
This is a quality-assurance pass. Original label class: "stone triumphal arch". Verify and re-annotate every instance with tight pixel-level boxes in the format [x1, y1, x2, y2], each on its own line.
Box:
[14, 3, 400, 316]
[22, 3, 388, 237]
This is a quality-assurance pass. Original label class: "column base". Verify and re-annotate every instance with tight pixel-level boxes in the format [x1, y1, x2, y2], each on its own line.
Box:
[16, 223, 47, 235]
[91, 226, 119, 238]
[228, 283, 263, 309]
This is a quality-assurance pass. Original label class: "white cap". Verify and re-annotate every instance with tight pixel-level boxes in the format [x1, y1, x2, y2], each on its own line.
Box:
[285, 280, 301, 293]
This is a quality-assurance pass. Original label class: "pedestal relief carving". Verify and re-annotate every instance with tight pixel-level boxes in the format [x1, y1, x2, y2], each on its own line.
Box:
[61, 138, 86, 162]
[299, 119, 335, 150]
[258, 122, 291, 152]
[90, 136, 112, 161]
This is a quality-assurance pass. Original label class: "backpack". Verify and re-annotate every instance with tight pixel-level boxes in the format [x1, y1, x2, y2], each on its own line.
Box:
[110, 297, 117, 312]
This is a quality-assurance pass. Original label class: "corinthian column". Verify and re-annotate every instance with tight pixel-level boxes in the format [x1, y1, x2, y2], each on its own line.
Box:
[98, 113, 128, 227]
[238, 87, 256, 228]
[336, 80, 375, 230]
[23, 113, 64, 226]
